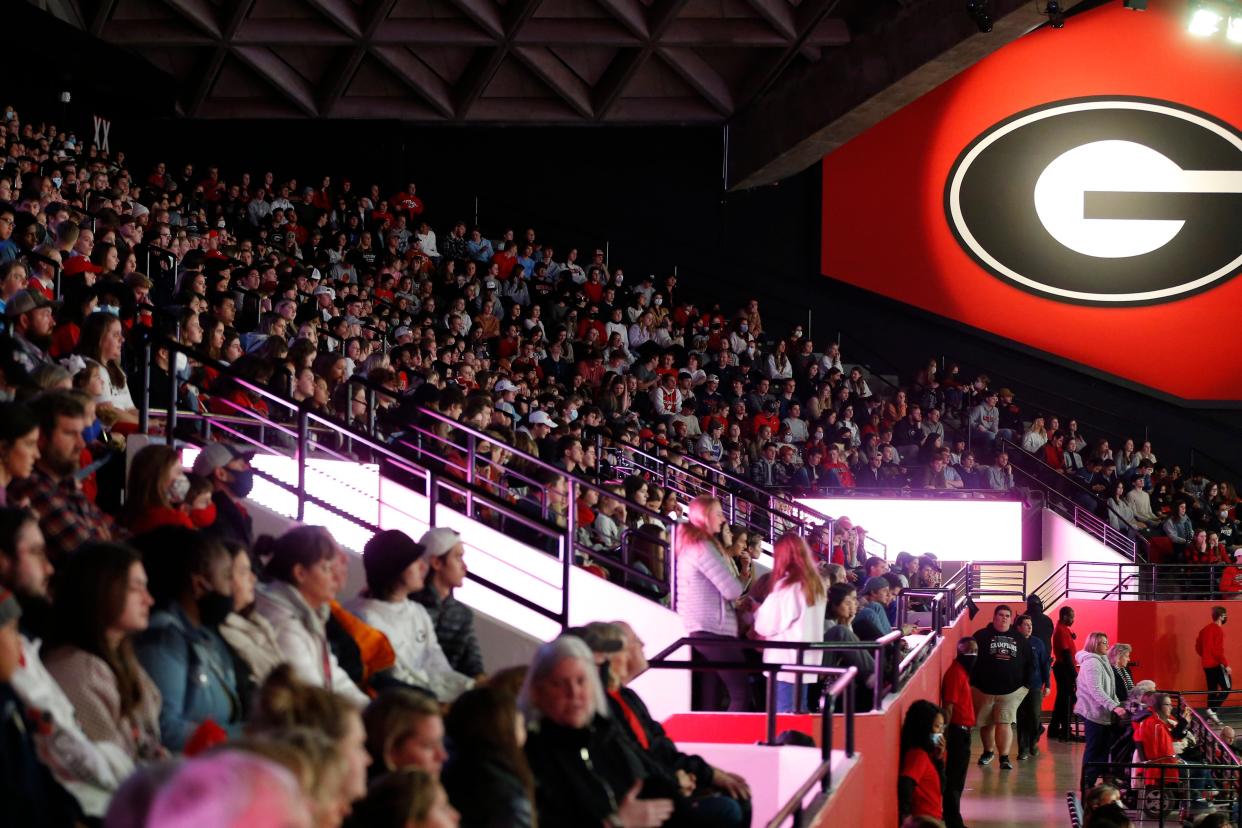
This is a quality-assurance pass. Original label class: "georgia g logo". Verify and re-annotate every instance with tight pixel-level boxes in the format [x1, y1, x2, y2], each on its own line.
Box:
[945, 97, 1242, 305]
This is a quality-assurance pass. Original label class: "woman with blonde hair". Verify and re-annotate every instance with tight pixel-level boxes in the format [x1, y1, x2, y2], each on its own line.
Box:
[676, 495, 748, 711]
[754, 533, 827, 712]
[1075, 631, 1125, 789]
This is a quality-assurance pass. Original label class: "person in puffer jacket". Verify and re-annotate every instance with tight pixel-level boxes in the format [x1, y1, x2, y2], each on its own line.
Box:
[1074, 631, 1125, 790]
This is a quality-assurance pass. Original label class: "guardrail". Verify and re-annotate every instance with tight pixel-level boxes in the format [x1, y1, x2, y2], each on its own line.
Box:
[1001, 439, 1143, 561]
[1032, 561, 1241, 605]
[140, 337, 683, 627]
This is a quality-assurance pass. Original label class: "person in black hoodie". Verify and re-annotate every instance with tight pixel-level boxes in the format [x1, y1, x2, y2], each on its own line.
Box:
[520, 635, 673, 828]
[0, 587, 83, 827]
[443, 685, 536, 828]
[1024, 594, 1054, 657]
[970, 605, 1033, 771]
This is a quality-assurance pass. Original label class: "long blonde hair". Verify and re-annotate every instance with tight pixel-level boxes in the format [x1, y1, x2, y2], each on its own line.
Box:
[771, 532, 826, 606]
[676, 495, 721, 549]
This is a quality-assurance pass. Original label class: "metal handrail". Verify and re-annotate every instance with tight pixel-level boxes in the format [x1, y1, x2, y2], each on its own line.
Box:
[1031, 560, 1242, 604]
[764, 667, 859, 828]
[140, 337, 679, 626]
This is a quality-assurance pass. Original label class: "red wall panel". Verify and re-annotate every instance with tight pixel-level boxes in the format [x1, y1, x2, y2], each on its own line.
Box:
[822, 2, 1242, 402]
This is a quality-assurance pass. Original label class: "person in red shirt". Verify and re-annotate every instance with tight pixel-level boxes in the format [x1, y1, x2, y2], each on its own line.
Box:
[1195, 606, 1231, 720]
[390, 182, 424, 220]
[941, 638, 978, 828]
[1050, 606, 1079, 741]
[899, 699, 945, 823]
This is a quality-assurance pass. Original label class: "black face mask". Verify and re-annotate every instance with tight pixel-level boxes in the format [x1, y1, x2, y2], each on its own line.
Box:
[196, 589, 234, 627]
[957, 654, 978, 672]
[226, 468, 254, 499]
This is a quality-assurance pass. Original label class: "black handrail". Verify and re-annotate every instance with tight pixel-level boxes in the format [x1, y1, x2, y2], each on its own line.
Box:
[1032, 560, 1240, 604]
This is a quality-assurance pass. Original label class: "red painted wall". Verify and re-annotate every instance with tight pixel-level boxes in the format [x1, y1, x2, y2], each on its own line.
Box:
[821, 2, 1242, 402]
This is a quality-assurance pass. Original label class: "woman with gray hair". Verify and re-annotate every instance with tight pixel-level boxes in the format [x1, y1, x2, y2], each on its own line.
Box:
[1108, 643, 1135, 698]
[521, 636, 674, 828]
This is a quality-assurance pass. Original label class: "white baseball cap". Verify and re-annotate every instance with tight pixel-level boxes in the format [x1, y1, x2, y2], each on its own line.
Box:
[528, 410, 557, 428]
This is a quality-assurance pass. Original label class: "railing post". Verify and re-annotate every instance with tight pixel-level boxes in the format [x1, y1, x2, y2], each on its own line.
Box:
[765, 672, 777, 745]
[873, 645, 885, 711]
[166, 349, 179, 446]
[822, 688, 834, 794]
[139, 338, 151, 435]
[296, 404, 309, 522]
[562, 480, 576, 628]
[845, 679, 855, 757]
[465, 432, 476, 520]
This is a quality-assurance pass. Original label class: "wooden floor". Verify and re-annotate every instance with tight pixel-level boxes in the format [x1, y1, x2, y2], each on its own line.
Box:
[959, 733, 1085, 828]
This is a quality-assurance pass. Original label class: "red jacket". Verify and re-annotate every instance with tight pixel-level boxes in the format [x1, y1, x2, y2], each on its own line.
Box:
[1195, 622, 1228, 668]
[1133, 710, 1179, 785]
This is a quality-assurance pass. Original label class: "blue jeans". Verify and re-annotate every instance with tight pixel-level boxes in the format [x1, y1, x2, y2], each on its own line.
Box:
[775, 680, 809, 713]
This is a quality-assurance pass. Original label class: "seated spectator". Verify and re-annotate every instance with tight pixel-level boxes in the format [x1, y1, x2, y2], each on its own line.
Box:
[853, 576, 898, 641]
[0, 585, 85, 827]
[442, 686, 536, 827]
[217, 539, 283, 710]
[192, 442, 256, 549]
[122, 444, 199, 532]
[253, 526, 370, 706]
[346, 768, 459, 828]
[76, 311, 140, 427]
[0, 400, 39, 506]
[363, 688, 446, 779]
[985, 452, 1014, 490]
[9, 391, 115, 562]
[131, 526, 244, 751]
[44, 541, 166, 764]
[755, 533, 827, 712]
[520, 636, 674, 828]
[143, 751, 310, 828]
[5, 289, 57, 376]
[411, 528, 483, 680]
[248, 665, 371, 824]
[0, 507, 136, 817]
[347, 530, 473, 702]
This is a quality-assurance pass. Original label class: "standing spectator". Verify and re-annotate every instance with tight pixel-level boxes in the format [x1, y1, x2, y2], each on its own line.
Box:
[412, 527, 483, 680]
[676, 496, 748, 712]
[1074, 631, 1125, 790]
[1049, 606, 1079, 742]
[43, 542, 166, 765]
[9, 391, 114, 562]
[754, 533, 827, 713]
[1025, 594, 1054, 655]
[970, 605, 1032, 770]
[1014, 614, 1050, 761]
[898, 699, 945, 824]
[941, 637, 977, 828]
[1195, 605, 1230, 722]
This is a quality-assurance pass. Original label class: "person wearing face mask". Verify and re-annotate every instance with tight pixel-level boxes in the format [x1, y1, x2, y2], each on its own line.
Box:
[132, 526, 244, 752]
[941, 638, 977, 828]
[192, 442, 256, 549]
[121, 445, 198, 533]
[898, 699, 946, 824]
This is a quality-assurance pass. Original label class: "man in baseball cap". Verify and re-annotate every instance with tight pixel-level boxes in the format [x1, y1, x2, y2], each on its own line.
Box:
[5, 289, 59, 374]
[192, 443, 256, 548]
[412, 528, 482, 678]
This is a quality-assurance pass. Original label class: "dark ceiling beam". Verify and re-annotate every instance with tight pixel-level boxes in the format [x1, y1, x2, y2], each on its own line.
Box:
[656, 47, 732, 116]
[317, 0, 399, 115]
[233, 45, 320, 116]
[727, 0, 1034, 189]
[89, 0, 116, 35]
[516, 19, 642, 45]
[162, 0, 222, 38]
[372, 45, 456, 117]
[105, 23, 215, 45]
[592, 0, 692, 119]
[593, 0, 648, 39]
[513, 46, 594, 117]
[452, 0, 544, 119]
[371, 19, 494, 44]
[186, 0, 253, 116]
[446, 0, 505, 39]
[302, 0, 362, 37]
[734, 0, 840, 110]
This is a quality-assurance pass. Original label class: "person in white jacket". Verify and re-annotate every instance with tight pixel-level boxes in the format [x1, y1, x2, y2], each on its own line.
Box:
[0, 510, 132, 818]
[1074, 631, 1125, 790]
[347, 530, 473, 704]
[254, 526, 369, 707]
[754, 533, 827, 713]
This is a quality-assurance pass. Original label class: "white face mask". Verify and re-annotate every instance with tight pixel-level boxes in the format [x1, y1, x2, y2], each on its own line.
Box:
[930, 732, 944, 747]
[169, 474, 191, 502]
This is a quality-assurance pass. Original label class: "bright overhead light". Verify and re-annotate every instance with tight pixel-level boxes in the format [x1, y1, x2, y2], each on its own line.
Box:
[1228, 14, 1242, 41]
[1189, 7, 1224, 36]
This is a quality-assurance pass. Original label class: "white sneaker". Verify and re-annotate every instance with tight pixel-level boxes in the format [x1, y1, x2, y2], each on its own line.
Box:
[1207, 709, 1221, 723]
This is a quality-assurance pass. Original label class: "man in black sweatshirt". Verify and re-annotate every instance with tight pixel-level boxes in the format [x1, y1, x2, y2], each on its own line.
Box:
[971, 605, 1033, 770]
